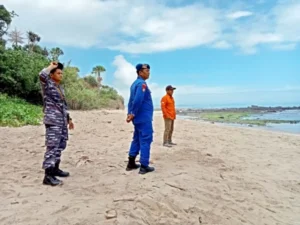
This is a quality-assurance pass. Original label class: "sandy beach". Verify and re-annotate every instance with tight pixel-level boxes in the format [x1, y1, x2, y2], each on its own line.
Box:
[0, 110, 300, 225]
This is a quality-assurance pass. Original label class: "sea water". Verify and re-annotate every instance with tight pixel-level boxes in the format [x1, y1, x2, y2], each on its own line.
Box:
[245, 109, 300, 134]
[178, 110, 300, 134]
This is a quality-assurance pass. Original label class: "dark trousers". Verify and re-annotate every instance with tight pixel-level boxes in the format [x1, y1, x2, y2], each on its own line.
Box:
[42, 125, 68, 169]
[128, 121, 153, 167]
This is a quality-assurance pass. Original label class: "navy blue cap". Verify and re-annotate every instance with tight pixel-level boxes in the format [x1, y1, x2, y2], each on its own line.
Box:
[166, 85, 176, 90]
[136, 63, 150, 72]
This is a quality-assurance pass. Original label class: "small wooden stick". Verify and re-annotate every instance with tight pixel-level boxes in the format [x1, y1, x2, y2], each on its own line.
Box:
[165, 183, 186, 191]
[113, 197, 135, 202]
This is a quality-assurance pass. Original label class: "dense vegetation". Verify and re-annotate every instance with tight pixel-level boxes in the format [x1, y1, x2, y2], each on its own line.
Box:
[0, 94, 42, 127]
[0, 5, 124, 126]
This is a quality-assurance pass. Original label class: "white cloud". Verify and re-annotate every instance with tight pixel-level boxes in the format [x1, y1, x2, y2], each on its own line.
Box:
[237, 33, 283, 54]
[231, 1, 300, 54]
[213, 40, 232, 49]
[3, 0, 221, 53]
[108, 4, 221, 53]
[2, 0, 300, 54]
[226, 11, 253, 19]
[111, 55, 165, 104]
[273, 1, 300, 42]
[271, 43, 297, 51]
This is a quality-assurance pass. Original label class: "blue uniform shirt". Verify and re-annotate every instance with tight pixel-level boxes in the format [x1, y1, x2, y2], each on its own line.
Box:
[128, 76, 154, 124]
[39, 68, 68, 126]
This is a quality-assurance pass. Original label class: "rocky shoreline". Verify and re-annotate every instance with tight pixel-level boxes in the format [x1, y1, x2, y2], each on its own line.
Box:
[174, 105, 300, 127]
[176, 105, 300, 114]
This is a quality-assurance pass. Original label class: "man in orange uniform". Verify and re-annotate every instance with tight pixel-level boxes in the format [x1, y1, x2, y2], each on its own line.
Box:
[161, 85, 177, 147]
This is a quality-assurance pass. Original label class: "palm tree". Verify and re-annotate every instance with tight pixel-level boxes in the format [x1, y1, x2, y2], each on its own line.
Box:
[8, 27, 25, 46]
[50, 47, 64, 61]
[27, 31, 41, 52]
[92, 65, 106, 88]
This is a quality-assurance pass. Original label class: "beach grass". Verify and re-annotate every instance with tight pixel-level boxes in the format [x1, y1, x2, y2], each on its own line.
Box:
[0, 94, 43, 127]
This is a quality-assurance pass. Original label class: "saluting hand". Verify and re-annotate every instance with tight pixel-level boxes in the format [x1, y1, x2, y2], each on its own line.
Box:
[47, 62, 58, 71]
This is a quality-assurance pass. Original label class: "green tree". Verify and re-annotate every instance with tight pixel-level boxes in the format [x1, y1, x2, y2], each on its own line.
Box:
[0, 5, 124, 112]
[0, 5, 13, 46]
[49, 47, 64, 61]
[61, 66, 80, 86]
[27, 30, 41, 52]
[42, 47, 49, 57]
[23, 44, 48, 56]
[83, 75, 98, 88]
[0, 48, 49, 103]
[92, 65, 106, 87]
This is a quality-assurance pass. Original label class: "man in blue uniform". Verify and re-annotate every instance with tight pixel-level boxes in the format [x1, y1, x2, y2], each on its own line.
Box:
[39, 62, 74, 186]
[126, 63, 155, 175]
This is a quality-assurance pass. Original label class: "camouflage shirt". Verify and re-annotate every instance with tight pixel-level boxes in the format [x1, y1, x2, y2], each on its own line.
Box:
[39, 68, 68, 126]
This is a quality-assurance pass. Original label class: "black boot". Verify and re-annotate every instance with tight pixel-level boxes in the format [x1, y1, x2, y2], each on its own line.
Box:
[126, 156, 140, 171]
[139, 165, 155, 175]
[53, 160, 70, 177]
[43, 167, 63, 186]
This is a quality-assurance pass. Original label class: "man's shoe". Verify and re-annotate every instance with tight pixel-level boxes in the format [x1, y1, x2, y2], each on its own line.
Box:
[53, 160, 70, 177]
[126, 156, 140, 171]
[139, 165, 155, 174]
[169, 142, 177, 145]
[43, 168, 63, 186]
[163, 143, 172, 147]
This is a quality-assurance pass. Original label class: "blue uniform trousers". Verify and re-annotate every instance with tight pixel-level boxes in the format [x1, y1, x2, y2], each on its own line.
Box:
[128, 121, 153, 167]
[42, 125, 68, 169]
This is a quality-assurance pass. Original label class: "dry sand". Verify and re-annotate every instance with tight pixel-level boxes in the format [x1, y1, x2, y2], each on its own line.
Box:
[0, 110, 300, 225]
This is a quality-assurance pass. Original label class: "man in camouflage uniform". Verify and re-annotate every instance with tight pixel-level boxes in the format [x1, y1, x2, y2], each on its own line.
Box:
[39, 62, 74, 186]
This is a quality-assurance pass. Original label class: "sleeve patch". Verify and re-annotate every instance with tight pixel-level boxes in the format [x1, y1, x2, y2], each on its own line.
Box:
[142, 83, 147, 92]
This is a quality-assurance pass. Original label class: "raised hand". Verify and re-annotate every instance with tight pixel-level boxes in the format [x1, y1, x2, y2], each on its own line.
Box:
[47, 62, 58, 71]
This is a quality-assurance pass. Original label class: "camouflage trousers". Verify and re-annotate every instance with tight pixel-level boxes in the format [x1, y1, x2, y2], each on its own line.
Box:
[42, 125, 68, 169]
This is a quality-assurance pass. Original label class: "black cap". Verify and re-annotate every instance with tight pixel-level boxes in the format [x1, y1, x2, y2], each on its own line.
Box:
[50, 62, 64, 74]
[166, 85, 176, 90]
[57, 62, 64, 70]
